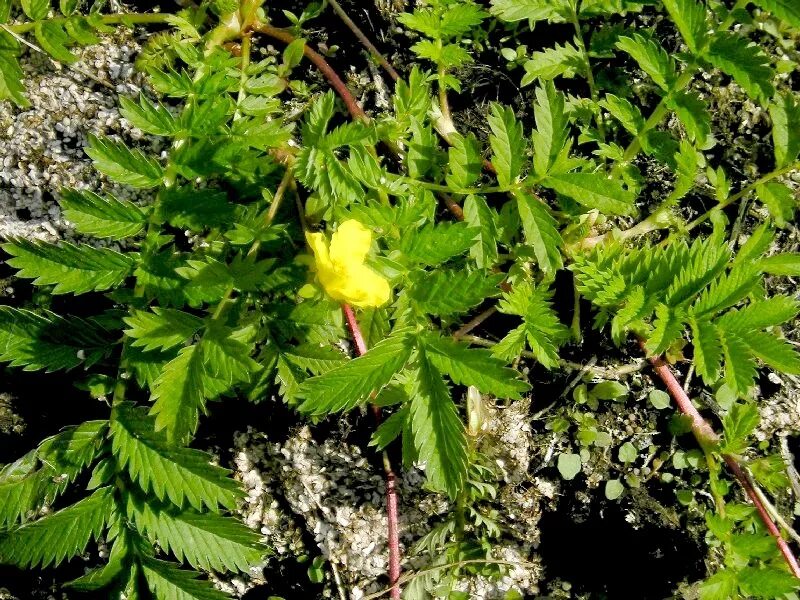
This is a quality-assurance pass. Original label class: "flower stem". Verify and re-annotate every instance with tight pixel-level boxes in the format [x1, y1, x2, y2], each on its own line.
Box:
[646, 348, 800, 578]
[341, 303, 402, 599]
[7, 11, 172, 34]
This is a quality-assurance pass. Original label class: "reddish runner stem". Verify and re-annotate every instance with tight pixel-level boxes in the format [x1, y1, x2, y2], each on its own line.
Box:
[646, 349, 800, 578]
[342, 303, 402, 598]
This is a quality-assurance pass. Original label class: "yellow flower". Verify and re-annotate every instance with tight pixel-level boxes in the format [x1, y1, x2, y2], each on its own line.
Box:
[305, 220, 391, 308]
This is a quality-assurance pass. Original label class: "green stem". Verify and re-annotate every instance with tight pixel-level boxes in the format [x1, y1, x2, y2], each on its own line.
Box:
[233, 34, 252, 122]
[8, 12, 172, 35]
[685, 159, 800, 233]
[569, 7, 605, 145]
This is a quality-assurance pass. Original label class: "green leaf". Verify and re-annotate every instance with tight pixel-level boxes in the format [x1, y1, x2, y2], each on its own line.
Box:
[85, 135, 164, 188]
[487, 103, 525, 187]
[58, 188, 146, 240]
[126, 494, 264, 574]
[111, 404, 242, 512]
[645, 304, 685, 355]
[409, 270, 504, 317]
[423, 334, 530, 399]
[543, 172, 636, 215]
[618, 442, 637, 463]
[756, 182, 796, 227]
[718, 296, 800, 332]
[124, 308, 204, 353]
[3, 238, 136, 295]
[142, 556, 229, 600]
[0, 421, 107, 528]
[463, 195, 499, 268]
[665, 237, 729, 306]
[515, 191, 564, 273]
[119, 93, 180, 137]
[298, 329, 414, 416]
[532, 81, 570, 177]
[698, 570, 738, 600]
[615, 33, 674, 91]
[399, 222, 477, 266]
[592, 380, 628, 400]
[690, 317, 723, 384]
[667, 91, 711, 147]
[602, 94, 645, 135]
[744, 330, 800, 374]
[769, 92, 800, 168]
[722, 402, 760, 455]
[0, 307, 111, 371]
[410, 353, 468, 499]
[370, 405, 409, 450]
[521, 42, 584, 86]
[490, 0, 568, 23]
[662, 0, 708, 54]
[758, 253, 800, 276]
[649, 389, 671, 410]
[446, 132, 482, 190]
[34, 21, 78, 63]
[557, 452, 581, 480]
[750, 0, 800, 29]
[0, 45, 29, 107]
[21, 0, 49, 19]
[738, 566, 799, 598]
[705, 32, 774, 103]
[149, 344, 207, 444]
[0, 487, 114, 568]
[720, 329, 758, 398]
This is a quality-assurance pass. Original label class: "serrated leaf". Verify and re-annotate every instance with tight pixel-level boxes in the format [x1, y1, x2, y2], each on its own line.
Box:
[149, 344, 207, 444]
[124, 308, 203, 353]
[645, 304, 685, 355]
[446, 132, 482, 190]
[758, 253, 800, 276]
[423, 334, 530, 399]
[616, 33, 674, 91]
[756, 182, 797, 227]
[21, 0, 49, 19]
[738, 566, 799, 598]
[487, 103, 525, 187]
[602, 93, 645, 135]
[409, 270, 504, 317]
[515, 190, 563, 272]
[667, 91, 711, 147]
[85, 135, 164, 188]
[699, 570, 738, 600]
[126, 494, 264, 574]
[59, 188, 146, 240]
[370, 405, 408, 450]
[0, 487, 114, 568]
[690, 317, 723, 384]
[35, 21, 78, 63]
[0, 307, 111, 371]
[743, 330, 800, 374]
[399, 222, 477, 266]
[665, 237, 729, 306]
[463, 195, 499, 268]
[705, 32, 774, 103]
[111, 404, 242, 512]
[543, 172, 636, 215]
[142, 556, 229, 600]
[663, 0, 708, 54]
[3, 238, 136, 294]
[720, 329, 758, 398]
[722, 402, 760, 454]
[0, 421, 107, 528]
[0, 47, 29, 107]
[490, 0, 568, 23]
[769, 92, 800, 169]
[521, 41, 584, 86]
[120, 93, 180, 136]
[410, 353, 468, 499]
[298, 329, 414, 416]
[718, 296, 800, 332]
[751, 0, 800, 28]
[532, 81, 570, 177]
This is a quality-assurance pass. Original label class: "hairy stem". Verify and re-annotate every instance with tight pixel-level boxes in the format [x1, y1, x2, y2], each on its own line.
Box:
[646, 350, 800, 578]
[342, 304, 402, 599]
[327, 0, 400, 81]
[569, 8, 605, 145]
[233, 34, 252, 122]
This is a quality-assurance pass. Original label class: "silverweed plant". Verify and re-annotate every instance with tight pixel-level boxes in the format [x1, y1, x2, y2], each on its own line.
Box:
[0, 0, 800, 598]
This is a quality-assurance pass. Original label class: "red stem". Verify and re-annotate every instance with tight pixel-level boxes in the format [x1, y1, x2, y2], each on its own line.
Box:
[646, 350, 800, 578]
[342, 303, 402, 598]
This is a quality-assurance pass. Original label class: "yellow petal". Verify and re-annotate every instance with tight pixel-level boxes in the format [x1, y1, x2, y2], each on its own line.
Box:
[329, 219, 372, 268]
[335, 263, 391, 308]
[305, 231, 331, 272]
